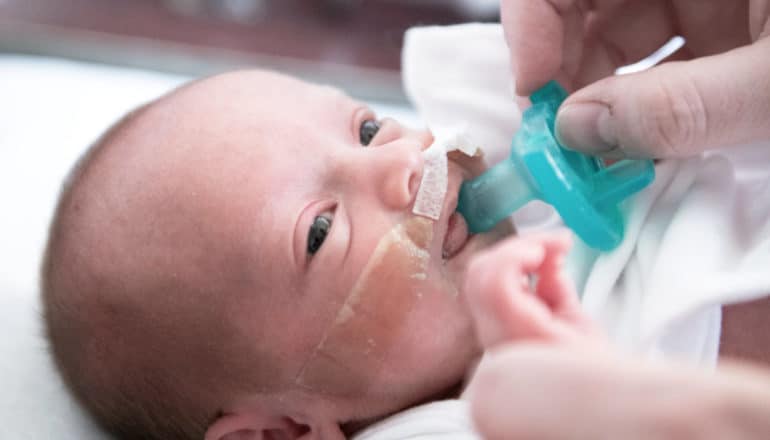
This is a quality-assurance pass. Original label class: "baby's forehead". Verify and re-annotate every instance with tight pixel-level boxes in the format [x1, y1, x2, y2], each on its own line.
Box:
[179, 70, 354, 108]
[140, 72, 359, 152]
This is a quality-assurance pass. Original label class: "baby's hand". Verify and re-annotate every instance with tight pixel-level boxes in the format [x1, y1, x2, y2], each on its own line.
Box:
[464, 230, 603, 349]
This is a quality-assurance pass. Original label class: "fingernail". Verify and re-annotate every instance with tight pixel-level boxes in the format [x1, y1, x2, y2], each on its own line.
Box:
[556, 103, 615, 155]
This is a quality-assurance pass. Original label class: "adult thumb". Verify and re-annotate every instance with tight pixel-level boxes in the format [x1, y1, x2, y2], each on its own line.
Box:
[555, 38, 770, 159]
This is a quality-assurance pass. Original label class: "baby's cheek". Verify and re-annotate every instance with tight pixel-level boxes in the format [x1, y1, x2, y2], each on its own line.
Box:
[294, 218, 453, 396]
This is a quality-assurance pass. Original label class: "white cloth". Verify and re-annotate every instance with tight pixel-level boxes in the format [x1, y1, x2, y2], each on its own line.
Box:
[579, 155, 770, 364]
[359, 23, 770, 439]
[353, 400, 478, 440]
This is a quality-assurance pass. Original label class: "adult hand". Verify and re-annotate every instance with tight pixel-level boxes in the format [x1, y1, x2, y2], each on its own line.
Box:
[466, 344, 770, 440]
[501, 0, 770, 159]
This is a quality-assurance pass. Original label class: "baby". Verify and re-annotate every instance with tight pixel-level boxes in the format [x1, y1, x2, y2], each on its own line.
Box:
[42, 23, 770, 440]
[42, 69, 595, 440]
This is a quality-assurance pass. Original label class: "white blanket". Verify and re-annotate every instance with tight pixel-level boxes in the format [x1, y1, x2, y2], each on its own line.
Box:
[354, 400, 478, 440]
[355, 23, 770, 439]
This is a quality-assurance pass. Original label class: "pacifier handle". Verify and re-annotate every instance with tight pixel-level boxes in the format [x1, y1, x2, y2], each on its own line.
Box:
[522, 81, 655, 250]
[457, 81, 655, 251]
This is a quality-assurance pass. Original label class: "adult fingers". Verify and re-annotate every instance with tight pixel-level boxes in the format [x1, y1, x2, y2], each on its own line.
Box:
[556, 38, 770, 159]
[470, 344, 770, 440]
[569, 0, 682, 90]
[504, 0, 680, 95]
[501, 0, 577, 95]
[469, 344, 629, 440]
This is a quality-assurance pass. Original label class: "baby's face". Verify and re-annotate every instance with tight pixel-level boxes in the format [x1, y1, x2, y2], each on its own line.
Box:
[145, 71, 509, 419]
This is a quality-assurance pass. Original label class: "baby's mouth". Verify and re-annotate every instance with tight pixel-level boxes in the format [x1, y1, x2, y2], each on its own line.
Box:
[439, 156, 478, 261]
[442, 211, 470, 259]
[411, 129, 483, 261]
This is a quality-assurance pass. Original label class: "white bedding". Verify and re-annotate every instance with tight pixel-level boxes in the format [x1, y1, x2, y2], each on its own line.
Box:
[0, 54, 419, 439]
[1, 56, 188, 440]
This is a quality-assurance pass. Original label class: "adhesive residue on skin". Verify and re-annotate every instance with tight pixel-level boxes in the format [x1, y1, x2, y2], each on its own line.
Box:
[294, 217, 434, 395]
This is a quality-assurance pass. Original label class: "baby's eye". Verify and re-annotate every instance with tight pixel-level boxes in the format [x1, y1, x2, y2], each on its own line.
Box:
[359, 119, 380, 146]
[307, 214, 333, 256]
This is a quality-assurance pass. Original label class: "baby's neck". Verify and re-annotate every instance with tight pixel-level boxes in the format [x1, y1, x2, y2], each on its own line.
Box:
[460, 353, 486, 400]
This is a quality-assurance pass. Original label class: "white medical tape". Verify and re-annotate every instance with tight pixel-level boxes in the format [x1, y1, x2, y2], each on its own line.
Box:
[413, 125, 482, 220]
[412, 142, 447, 220]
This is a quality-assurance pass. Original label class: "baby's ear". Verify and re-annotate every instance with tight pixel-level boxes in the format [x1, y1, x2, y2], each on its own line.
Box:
[205, 405, 345, 440]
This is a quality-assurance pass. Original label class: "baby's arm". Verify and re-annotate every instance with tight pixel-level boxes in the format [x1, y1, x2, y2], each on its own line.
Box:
[463, 230, 603, 349]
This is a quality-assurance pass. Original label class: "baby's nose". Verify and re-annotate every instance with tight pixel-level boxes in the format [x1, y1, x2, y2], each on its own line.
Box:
[371, 138, 425, 211]
[414, 127, 434, 152]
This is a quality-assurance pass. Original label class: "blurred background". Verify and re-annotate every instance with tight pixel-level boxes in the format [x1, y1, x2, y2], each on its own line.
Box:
[0, 0, 500, 103]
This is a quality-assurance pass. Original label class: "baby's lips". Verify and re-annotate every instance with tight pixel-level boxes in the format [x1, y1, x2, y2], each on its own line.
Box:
[442, 211, 470, 260]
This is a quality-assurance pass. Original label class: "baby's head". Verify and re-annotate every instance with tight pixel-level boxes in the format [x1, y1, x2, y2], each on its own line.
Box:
[42, 70, 510, 439]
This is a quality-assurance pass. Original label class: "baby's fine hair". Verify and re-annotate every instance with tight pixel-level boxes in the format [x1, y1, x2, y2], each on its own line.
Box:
[42, 101, 220, 440]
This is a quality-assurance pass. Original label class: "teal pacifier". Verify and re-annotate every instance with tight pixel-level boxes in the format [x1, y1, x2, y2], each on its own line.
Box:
[457, 81, 655, 251]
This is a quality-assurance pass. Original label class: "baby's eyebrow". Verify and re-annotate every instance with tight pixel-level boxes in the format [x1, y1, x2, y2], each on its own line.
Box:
[341, 95, 371, 119]
[319, 86, 354, 109]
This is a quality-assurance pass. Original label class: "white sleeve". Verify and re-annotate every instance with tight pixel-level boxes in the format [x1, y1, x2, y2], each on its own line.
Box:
[352, 400, 480, 440]
[581, 152, 770, 366]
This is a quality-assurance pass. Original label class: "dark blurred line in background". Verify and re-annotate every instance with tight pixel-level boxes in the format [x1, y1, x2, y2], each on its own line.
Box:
[0, 0, 499, 103]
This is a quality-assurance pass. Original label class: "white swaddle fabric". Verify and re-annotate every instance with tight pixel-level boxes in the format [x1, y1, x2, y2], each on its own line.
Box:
[356, 22, 770, 438]
[579, 155, 770, 364]
[353, 400, 479, 440]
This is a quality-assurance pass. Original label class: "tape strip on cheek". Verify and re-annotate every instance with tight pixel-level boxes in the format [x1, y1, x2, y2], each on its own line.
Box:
[294, 218, 433, 396]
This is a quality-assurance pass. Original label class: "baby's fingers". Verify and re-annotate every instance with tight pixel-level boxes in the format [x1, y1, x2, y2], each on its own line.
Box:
[464, 232, 575, 348]
[529, 230, 605, 342]
[533, 229, 579, 312]
[465, 240, 546, 348]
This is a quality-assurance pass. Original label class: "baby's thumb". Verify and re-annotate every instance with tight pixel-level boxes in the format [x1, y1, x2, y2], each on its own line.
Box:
[555, 39, 770, 159]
